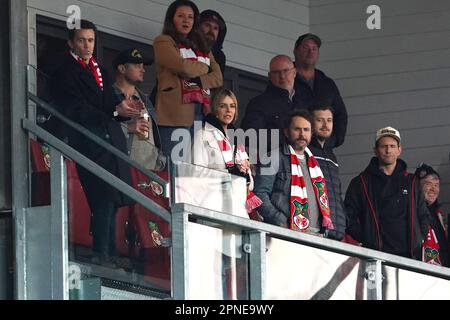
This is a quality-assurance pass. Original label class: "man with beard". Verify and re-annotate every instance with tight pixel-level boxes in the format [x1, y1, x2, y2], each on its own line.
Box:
[113, 48, 165, 170]
[345, 127, 430, 259]
[199, 10, 227, 76]
[254, 110, 335, 238]
[308, 106, 346, 240]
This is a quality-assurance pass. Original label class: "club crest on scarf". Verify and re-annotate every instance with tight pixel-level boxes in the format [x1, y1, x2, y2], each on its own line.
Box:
[422, 226, 442, 265]
[289, 146, 334, 233]
[314, 180, 330, 212]
[292, 199, 309, 231]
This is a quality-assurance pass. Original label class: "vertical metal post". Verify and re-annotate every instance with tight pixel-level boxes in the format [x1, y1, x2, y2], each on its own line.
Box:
[246, 231, 266, 300]
[171, 205, 189, 299]
[365, 259, 383, 300]
[50, 148, 69, 299]
[10, 0, 29, 300]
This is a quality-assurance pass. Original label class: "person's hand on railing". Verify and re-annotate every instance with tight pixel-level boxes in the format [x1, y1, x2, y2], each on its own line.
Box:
[115, 99, 141, 118]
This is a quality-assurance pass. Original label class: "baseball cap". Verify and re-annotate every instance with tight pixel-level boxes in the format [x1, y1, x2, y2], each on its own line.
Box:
[294, 33, 322, 49]
[113, 48, 152, 69]
[375, 126, 401, 144]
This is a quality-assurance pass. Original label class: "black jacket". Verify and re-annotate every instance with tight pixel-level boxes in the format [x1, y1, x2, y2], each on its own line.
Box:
[309, 138, 346, 240]
[241, 82, 307, 154]
[254, 144, 340, 239]
[51, 53, 133, 208]
[295, 69, 347, 148]
[344, 157, 430, 259]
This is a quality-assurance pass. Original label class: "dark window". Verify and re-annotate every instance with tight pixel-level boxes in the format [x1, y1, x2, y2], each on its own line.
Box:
[36, 15, 266, 125]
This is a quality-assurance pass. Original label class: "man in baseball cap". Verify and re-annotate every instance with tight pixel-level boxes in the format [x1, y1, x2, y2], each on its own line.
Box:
[344, 125, 430, 261]
[113, 48, 152, 70]
[293, 33, 348, 149]
[375, 126, 401, 144]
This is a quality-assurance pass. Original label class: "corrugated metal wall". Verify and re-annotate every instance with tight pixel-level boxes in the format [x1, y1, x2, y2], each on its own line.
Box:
[311, 0, 450, 211]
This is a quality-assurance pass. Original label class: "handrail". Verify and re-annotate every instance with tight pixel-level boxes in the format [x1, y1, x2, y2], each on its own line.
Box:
[172, 203, 450, 281]
[27, 92, 167, 188]
[23, 118, 171, 223]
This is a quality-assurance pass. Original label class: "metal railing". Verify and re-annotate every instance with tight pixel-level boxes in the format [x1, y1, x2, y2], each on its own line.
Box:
[21, 65, 450, 300]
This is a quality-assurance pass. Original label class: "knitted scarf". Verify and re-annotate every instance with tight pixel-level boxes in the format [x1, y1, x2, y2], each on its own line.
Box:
[212, 129, 262, 214]
[289, 145, 334, 232]
[178, 43, 211, 115]
[422, 208, 445, 265]
[71, 52, 104, 90]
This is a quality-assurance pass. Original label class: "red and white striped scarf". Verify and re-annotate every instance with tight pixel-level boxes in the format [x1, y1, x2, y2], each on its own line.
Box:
[422, 208, 446, 265]
[212, 129, 262, 213]
[289, 145, 334, 232]
[179, 43, 211, 115]
[71, 52, 104, 90]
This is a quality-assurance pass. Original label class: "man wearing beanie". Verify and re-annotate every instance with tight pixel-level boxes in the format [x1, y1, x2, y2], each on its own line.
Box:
[415, 163, 449, 266]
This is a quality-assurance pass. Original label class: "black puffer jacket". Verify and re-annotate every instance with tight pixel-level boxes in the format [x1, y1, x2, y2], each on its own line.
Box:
[254, 143, 341, 239]
[295, 69, 347, 148]
[344, 157, 430, 259]
[241, 82, 307, 153]
[309, 138, 346, 240]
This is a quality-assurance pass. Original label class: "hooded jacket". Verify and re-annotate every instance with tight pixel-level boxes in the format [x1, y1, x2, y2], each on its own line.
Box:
[200, 10, 227, 75]
[309, 138, 346, 240]
[345, 157, 430, 259]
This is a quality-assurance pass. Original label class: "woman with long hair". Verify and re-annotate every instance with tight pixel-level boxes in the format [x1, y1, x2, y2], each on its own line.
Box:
[153, 0, 223, 159]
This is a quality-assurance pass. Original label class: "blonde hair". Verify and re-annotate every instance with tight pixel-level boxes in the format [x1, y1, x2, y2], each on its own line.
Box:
[211, 88, 238, 123]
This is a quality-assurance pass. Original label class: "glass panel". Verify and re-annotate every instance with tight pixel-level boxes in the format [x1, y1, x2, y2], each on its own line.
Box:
[265, 237, 366, 300]
[174, 162, 248, 218]
[383, 265, 450, 300]
[186, 221, 248, 300]
[27, 65, 172, 298]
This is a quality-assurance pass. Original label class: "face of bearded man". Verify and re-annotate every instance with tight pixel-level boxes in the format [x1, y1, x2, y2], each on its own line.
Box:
[284, 116, 312, 154]
[200, 20, 220, 47]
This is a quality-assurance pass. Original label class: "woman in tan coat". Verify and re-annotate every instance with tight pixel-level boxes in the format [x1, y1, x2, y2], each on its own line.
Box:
[154, 0, 223, 159]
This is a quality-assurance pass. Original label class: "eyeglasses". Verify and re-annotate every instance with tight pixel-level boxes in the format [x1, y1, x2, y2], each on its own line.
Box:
[270, 67, 294, 77]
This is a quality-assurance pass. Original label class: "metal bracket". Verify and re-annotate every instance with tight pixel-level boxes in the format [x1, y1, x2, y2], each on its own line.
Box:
[243, 243, 252, 254]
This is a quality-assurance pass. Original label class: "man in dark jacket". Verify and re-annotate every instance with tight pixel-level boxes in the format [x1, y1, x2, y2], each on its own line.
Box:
[254, 110, 336, 238]
[241, 55, 306, 157]
[344, 127, 430, 260]
[199, 10, 227, 76]
[308, 106, 346, 240]
[293, 33, 347, 148]
[51, 20, 140, 266]
[113, 48, 166, 171]
[414, 163, 449, 266]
